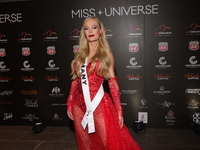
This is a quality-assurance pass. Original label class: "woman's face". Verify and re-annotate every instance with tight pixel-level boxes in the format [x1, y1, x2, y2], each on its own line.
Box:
[83, 19, 101, 42]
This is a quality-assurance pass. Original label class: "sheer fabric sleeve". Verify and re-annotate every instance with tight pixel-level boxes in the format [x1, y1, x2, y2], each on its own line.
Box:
[108, 76, 123, 116]
[66, 78, 78, 112]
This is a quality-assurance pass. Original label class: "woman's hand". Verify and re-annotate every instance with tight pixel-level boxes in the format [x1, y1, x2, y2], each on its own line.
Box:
[67, 110, 74, 121]
[118, 115, 124, 128]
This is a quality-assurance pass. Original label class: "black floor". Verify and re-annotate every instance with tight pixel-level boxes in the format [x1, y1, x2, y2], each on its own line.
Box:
[0, 126, 200, 150]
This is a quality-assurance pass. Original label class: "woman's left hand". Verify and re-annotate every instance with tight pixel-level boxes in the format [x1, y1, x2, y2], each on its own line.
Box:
[67, 110, 74, 121]
[119, 115, 124, 128]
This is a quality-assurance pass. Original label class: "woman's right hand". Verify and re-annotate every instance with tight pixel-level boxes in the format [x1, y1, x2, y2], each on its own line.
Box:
[67, 110, 74, 121]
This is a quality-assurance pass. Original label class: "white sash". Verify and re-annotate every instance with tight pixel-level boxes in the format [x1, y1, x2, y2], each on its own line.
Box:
[80, 58, 104, 134]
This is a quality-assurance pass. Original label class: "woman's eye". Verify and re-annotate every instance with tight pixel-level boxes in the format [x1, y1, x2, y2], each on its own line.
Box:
[84, 28, 89, 30]
[93, 27, 98, 29]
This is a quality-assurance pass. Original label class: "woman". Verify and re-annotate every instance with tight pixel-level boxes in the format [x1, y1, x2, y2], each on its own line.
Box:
[67, 16, 141, 150]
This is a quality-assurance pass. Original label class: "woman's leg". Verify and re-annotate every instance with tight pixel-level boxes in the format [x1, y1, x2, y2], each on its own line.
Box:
[73, 106, 91, 150]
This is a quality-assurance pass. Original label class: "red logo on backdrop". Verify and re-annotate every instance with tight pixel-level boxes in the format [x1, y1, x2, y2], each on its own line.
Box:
[189, 41, 199, 51]
[129, 43, 139, 52]
[126, 74, 142, 79]
[21, 76, 35, 81]
[22, 47, 30, 56]
[73, 45, 79, 53]
[158, 42, 168, 52]
[0, 76, 11, 82]
[46, 75, 60, 81]
[184, 73, 200, 80]
[47, 46, 56, 55]
[154, 74, 172, 80]
[0, 48, 6, 57]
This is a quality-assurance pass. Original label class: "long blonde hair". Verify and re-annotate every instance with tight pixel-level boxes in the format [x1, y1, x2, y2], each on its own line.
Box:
[71, 16, 111, 79]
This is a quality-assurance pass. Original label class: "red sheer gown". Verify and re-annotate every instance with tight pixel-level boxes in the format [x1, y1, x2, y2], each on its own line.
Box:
[67, 61, 142, 150]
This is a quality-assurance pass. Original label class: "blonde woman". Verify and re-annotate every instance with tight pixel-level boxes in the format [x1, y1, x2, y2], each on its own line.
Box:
[67, 16, 141, 150]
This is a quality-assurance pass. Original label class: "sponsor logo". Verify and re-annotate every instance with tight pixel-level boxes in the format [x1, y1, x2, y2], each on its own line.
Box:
[0, 13, 22, 23]
[157, 101, 175, 108]
[105, 28, 113, 38]
[3, 113, 13, 120]
[49, 86, 64, 97]
[46, 75, 60, 81]
[69, 29, 80, 40]
[189, 41, 199, 51]
[165, 110, 175, 125]
[52, 103, 66, 106]
[0, 101, 12, 105]
[126, 74, 142, 80]
[187, 99, 199, 109]
[138, 112, 148, 123]
[21, 76, 35, 82]
[52, 113, 63, 121]
[0, 61, 10, 72]
[43, 30, 58, 41]
[45, 60, 60, 71]
[0, 90, 13, 96]
[126, 57, 142, 69]
[24, 99, 38, 107]
[47, 46, 56, 55]
[121, 89, 137, 94]
[193, 112, 200, 124]
[22, 47, 30, 56]
[186, 23, 200, 35]
[155, 25, 172, 36]
[0, 33, 8, 43]
[185, 88, 200, 95]
[185, 56, 200, 68]
[153, 86, 171, 95]
[23, 114, 39, 121]
[0, 76, 11, 82]
[21, 60, 34, 71]
[154, 74, 172, 80]
[158, 42, 168, 52]
[20, 90, 37, 95]
[73, 45, 79, 53]
[0, 48, 6, 57]
[71, 4, 159, 18]
[125, 26, 142, 38]
[139, 99, 148, 108]
[121, 103, 127, 106]
[129, 43, 139, 53]
[155, 57, 171, 69]
[184, 73, 200, 80]
[18, 31, 32, 42]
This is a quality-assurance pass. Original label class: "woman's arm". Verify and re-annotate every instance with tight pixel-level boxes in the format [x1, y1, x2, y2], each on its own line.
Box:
[108, 52, 124, 128]
[66, 78, 79, 121]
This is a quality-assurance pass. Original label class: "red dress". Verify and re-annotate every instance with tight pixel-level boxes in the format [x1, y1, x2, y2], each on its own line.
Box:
[67, 61, 142, 150]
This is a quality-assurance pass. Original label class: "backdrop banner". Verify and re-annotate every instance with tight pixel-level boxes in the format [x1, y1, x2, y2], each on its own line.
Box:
[0, 0, 199, 129]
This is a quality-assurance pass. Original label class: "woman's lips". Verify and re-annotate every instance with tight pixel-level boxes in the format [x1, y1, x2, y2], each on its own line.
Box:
[89, 35, 95, 37]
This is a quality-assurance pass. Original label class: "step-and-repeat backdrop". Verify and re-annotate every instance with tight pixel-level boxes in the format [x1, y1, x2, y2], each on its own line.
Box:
[0, 0, 200, 128]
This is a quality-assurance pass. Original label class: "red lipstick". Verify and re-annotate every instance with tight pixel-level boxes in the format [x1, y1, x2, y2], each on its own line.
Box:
[89, 35, 95, 37]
